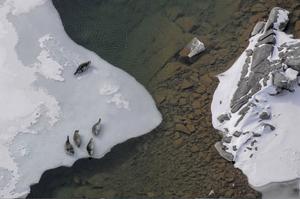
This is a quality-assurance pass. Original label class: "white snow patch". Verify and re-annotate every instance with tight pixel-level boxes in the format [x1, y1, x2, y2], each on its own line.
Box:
[33, 34, 64, 81]
[6, 0, 47, 15]
[107, 93, 130, 110]
[99, 83, 119, 95]
[285, 68, 298, 82]
[99, 83, 129, 109]
[273, 9, 289, 30]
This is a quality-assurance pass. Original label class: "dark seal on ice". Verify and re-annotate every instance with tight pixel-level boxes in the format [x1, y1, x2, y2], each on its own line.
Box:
[65, 136, 75, 155]
[86, 138, 95, 156]
[74, 61, 91, 75]
[92, 118, 102, 136]
[73, 130, 81, 148]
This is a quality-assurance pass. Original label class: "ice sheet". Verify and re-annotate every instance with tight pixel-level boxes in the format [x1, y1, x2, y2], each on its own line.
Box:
[0, 0, 162, 198]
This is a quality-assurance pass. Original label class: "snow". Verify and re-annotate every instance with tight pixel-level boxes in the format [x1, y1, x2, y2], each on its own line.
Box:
[0, 0, 162, 198]
[273, 9, 289, 30]
[211, 8, 300, 190]
[285, 68, 298, 81]
[34, 34, 64, 81]
[7, 0, 47, 15]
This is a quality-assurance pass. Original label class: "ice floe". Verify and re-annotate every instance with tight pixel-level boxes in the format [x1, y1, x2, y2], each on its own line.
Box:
[0, 0, 161, 198]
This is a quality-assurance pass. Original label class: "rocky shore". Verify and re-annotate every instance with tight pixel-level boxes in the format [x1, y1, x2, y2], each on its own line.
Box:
[212, 4, 300, 190]
[29, 0, 300, 198]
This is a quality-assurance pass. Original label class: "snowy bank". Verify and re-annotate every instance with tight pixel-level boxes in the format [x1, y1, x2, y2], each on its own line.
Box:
[0, 0, 161, 198]
[212, 7, 300, 188]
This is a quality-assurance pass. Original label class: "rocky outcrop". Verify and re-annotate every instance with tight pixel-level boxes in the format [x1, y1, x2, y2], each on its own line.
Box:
[251, 21, 265, 37]
[272, 71, 294, 93]
[213, 7, 299, 165]
[264, 7, 289, 31]
[215, 142, 234, 161]
[217, 113, 230, 123]
[259, 111, 270, 120]
[230, 8, 290, 115]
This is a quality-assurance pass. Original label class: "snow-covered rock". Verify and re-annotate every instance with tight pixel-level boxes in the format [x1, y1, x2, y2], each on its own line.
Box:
[185, 37, 205, 58]
[0, 0, 161, 198]
[251, 21, 266, 37]
[179, 37, 205, 62]
[211, 7, 300, 188]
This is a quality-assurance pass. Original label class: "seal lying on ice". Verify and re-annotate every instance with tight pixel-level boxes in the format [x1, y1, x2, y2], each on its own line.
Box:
[73, 130, 81, 147]
[74, 61, 91, 75]
[86, 138, 95, 156]
[64, 136, 74, 155]
[92, 118, 101, 136]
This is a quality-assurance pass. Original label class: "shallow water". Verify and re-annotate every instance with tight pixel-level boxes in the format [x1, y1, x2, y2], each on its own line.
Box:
[27, 0, 300, 198]
[49, 0, 237, 86]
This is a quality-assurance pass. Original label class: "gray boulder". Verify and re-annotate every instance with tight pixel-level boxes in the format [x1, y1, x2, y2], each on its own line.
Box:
[256, 30, 276, 47]
[262, 123, 276, 131]
[233, 131, 242, 137]
[214, 142, 234, 162]
[222, 136, 232, 143]
[251, 21, 266, 37]
[246, 49, 253, 56]
[217, 113, 230, 123]
[256, 35, 276, 47]
[253, 132, 262, 137]
[272, 71, 292, 90]
[251, 44, 273, 69]
[285, 57, 300, 71]
[258, 29, 275, 42]
[264, 7, 289, 31]
[259, 111, 271, 120]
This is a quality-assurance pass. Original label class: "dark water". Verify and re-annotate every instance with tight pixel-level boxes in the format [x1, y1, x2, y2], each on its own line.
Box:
[49, 0, 237, 86]
[28, 0, 270, 198]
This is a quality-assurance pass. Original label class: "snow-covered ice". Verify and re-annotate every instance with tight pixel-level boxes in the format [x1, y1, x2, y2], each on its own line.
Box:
[0, 0, 162, 198]
[212, 6, 300, 190]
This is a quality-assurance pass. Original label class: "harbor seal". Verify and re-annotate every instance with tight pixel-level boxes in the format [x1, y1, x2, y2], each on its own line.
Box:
[74, 61, 91, 75]
[73, 130, 81, 147]
[64, 136, 74, 155]
[86, 138, 94, 156]
[92, 118, 101, 136]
